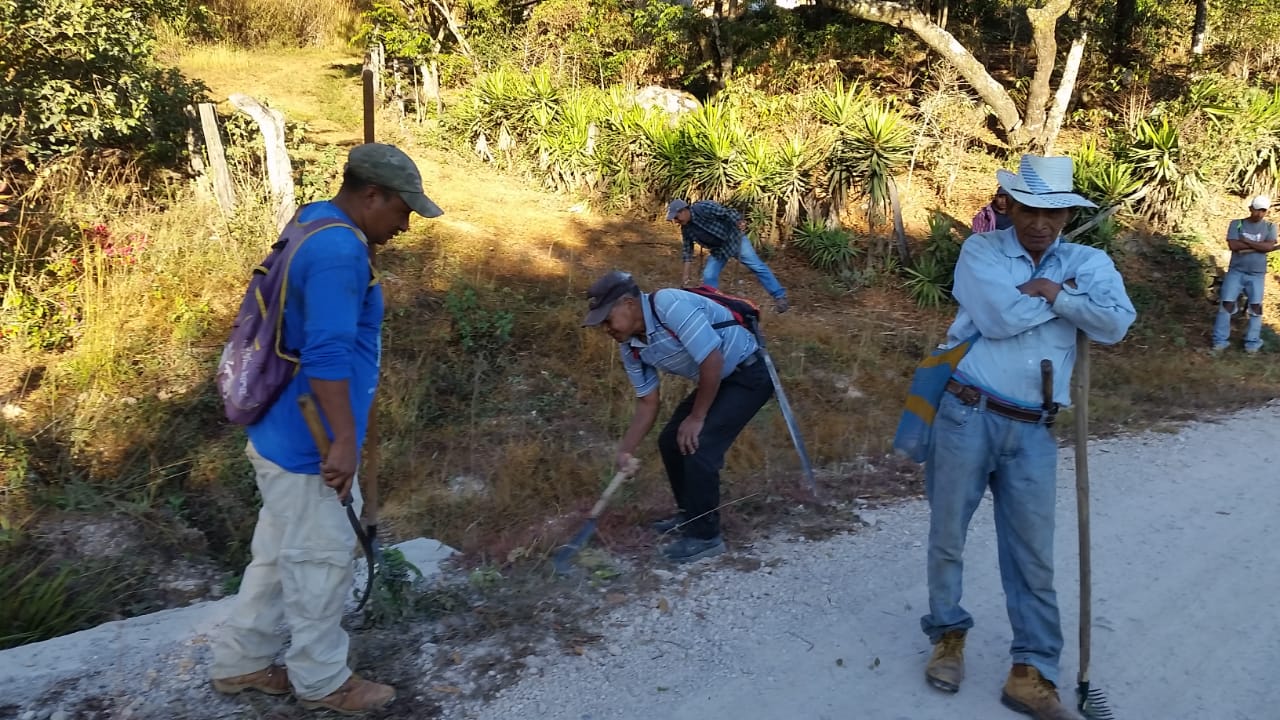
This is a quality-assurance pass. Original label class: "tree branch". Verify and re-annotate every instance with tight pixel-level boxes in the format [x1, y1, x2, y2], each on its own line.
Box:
[1042, 31, 1087, 154]
[1023, 0, 1072, 138]
[836, 1, 1023, 140]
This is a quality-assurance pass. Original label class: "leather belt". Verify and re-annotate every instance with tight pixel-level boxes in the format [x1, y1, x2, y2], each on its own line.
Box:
[945, 379, 1057, 426]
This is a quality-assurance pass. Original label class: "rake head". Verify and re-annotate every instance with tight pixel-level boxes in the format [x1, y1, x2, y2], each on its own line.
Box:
[1077, 681, 1116, 719]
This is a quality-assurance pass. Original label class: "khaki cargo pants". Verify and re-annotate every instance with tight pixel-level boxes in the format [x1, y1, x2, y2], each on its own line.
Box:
[211, 441, 362, 700]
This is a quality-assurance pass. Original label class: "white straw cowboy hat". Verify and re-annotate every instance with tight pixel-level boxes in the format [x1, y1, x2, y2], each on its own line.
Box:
[996, 155, 1098, 210]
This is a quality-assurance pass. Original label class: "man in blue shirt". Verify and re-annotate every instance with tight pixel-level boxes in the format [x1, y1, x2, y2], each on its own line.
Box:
[211, 144, 442, 714]
[921, 156, 1135, 720]
[583, 270, 773, 562]
[667, 198, 790, 313]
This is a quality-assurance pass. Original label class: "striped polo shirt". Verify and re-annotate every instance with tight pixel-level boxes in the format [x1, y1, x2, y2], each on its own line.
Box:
[619, 289, 760, 398]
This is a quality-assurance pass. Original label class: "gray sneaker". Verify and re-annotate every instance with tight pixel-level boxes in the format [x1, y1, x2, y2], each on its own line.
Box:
[660, 535, 726, 563]
[650, 513, 686, 534]
[774, 296, 790, 313]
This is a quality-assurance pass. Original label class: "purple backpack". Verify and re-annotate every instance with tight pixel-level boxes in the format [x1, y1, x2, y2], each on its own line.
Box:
[217, 213, 355, 425]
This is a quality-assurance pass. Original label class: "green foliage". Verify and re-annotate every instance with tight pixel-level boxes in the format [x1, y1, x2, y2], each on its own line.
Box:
[0, 555, 132, 649]
[793, 220, 859, 272]
[363, 548, 424, 625]
[903, 211, 960, 308]
[0, 0, 207, 162]
[444, 284, 514, 358]
[1120, 118, 1206, 228]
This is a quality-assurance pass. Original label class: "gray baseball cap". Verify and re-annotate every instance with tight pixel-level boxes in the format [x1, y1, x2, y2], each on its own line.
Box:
[582, 270, 640, 327]
[666, 198, 690, 221]
[345, 143, 444, 218]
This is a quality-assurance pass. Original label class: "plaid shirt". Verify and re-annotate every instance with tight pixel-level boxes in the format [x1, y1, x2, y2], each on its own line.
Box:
[681, 201, 743, 263]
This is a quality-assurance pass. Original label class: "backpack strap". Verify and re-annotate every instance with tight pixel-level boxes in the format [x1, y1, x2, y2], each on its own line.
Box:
[271, 218, 363, 363]
[647, 290, 740, 342]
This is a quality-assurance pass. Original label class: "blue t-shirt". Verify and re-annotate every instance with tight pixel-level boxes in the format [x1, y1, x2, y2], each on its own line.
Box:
[246, 202, 384, 474]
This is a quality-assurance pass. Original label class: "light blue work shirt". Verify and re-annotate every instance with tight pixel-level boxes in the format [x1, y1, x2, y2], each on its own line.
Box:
[620, 290, 759, 398]
[943, 227, 1137, 408]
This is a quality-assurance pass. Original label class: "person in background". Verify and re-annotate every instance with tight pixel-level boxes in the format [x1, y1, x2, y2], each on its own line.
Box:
[666, 198, 790, 313]
[1211, 195, 1277, 355]
[971, 187, 1013, 233]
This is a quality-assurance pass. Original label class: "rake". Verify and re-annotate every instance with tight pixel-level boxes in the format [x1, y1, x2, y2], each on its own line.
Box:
[1072, 331, 1115, 719]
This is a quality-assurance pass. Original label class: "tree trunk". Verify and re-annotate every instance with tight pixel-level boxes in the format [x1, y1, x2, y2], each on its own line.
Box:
[707, 0, 734, 95]
[836, 1, 1024, 143]
[836, 0, 1081, 151]
[888, 177, 911, 266]
[428, 0, 475, 60]
[1110, 0, 1137, 66]
[1021, 0, 1072, 141]
[1192, 0, 1209, 55]
[1041, 31, 1087, 155]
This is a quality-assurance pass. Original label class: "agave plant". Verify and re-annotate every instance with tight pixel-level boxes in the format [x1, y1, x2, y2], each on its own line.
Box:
[903, 254, 952, 308]
[1124, 118, 1206, 227]
[682, 103, 745, 203]
[1225, 86, 1280, 196]
[770, 134, 820, 236]
[845, 101, 915, 229]
[793, 219, 860, 272]
[813, 79, 869, 132]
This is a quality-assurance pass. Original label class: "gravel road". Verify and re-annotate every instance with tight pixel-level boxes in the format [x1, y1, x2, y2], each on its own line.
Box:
[3, 404, 1277, 720]
[474, 403, 1280, 720]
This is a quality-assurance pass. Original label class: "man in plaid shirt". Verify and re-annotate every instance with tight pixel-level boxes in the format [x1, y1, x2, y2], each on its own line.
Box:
[667, 199, 790, 313]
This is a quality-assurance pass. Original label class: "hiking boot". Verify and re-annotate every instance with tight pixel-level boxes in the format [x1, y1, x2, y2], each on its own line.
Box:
[660, 535, 726, 563]
[1210, 344, 1228, 356]
[298, 674, 395, 715]
[1000, 664, 1078, 720]
[1246, 346, 1262, 354]
[211, 664, 291, 696]
[774, 296, 790, 313]
[650, 513, 686, 534]
[924, 630, 966, 693]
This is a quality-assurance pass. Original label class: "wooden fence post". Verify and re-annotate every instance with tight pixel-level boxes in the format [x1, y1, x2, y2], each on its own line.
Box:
[197, 103, 237, 214]
[229, 94, 296, 233]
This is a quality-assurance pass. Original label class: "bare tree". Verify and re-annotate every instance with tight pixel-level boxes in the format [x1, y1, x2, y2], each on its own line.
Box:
[833, 0, 1087, 151]
[1110, 0, 1138, 66]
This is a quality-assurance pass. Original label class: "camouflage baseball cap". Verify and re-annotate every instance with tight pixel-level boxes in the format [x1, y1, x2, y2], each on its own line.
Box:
[345, 143, 444, 218]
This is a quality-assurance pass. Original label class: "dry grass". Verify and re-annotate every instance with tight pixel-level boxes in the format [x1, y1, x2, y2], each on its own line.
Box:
[5, 45, 1280, 596]
[202, 0, 362, 49]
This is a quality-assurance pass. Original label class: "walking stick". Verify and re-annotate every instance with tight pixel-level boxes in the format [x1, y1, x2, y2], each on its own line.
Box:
[1073, 330, 1115, 719]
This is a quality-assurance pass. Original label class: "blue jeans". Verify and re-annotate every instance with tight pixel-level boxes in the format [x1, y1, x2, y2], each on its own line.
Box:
[921, 393, 1063, 684]
[702, 235, 786, 299]
[1212, 269, 1265, 350]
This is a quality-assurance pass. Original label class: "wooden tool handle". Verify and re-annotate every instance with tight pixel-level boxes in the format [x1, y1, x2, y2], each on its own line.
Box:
[297, 394, 331, 458]
[1072, 330, 1093, 681]
[589, 458, 639, 518]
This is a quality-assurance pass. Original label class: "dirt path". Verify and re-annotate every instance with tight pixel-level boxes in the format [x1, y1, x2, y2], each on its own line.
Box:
[3, 404, 1276, 719]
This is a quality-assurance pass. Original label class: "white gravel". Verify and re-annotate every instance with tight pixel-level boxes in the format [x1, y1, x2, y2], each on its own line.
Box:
[4, 405, 1278, 720]
[472, 403, 1280, 720]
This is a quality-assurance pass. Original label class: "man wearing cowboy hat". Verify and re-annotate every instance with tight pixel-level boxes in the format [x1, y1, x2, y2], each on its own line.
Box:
[920, 155, 1136, 719]
[1211, 195, 1276, 354]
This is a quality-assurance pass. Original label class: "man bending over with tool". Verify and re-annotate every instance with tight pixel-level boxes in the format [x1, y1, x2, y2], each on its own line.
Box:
[920, 156, 1135, 720]
[583, 270, 773, 563]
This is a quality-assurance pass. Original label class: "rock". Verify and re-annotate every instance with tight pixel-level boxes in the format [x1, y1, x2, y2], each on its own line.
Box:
[448, 475, 489, 498]
[50, 711, 69, 720]
[632, 85, 700, 124]
[20, 711, 35, 720]
[607, 644, 623, 656]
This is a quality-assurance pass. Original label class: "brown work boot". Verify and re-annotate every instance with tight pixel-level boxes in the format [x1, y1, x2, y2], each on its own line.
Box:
[211, 664, 291, 696]
[298, 674, 395, 715]
[924, 630, 966, 692]
[1001, 664, 1079, 719]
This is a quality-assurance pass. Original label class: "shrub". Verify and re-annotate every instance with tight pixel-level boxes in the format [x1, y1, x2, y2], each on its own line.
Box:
[0, 0, 206, 162]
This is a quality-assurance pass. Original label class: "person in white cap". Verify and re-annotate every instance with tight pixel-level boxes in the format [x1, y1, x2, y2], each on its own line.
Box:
[920, 155, 1135, 720]
[1211, 195, 1276, 354]
[666, 198, 789, 313]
